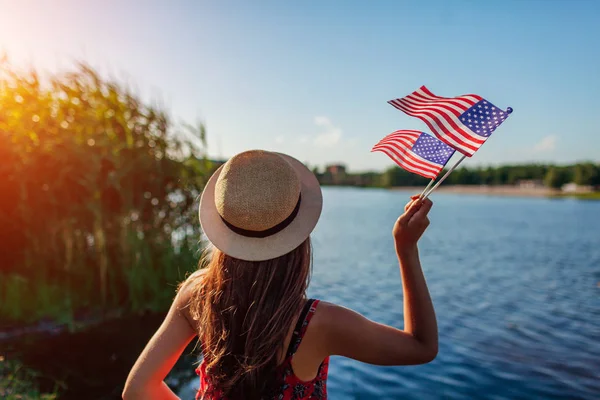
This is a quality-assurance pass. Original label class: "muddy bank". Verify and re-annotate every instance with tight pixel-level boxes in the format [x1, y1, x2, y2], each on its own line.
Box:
[1, 312, 200, 399]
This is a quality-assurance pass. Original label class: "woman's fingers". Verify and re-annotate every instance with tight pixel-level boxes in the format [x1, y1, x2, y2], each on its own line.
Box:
[399, 200, 422, 224]
[404, 194, 422, 212]
[413, 198, 433, 220]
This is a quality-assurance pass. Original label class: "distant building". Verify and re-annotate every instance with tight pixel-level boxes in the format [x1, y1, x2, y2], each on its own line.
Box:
[324, 164, 347, 185]
[562, 183, 593, 193]
[326, 164, 346, 176]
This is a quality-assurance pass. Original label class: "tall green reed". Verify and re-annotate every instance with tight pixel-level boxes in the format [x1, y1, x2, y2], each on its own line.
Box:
[0, 58, 211, 325]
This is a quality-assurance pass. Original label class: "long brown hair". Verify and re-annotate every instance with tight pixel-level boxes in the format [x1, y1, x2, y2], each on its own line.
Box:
[188, 238, 312, 399]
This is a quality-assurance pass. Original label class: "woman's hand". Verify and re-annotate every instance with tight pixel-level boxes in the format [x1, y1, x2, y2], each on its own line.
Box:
[392, 195, 433, 251]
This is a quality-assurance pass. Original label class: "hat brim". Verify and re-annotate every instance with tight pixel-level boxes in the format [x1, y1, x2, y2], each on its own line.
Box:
[199, 153, 323, 261]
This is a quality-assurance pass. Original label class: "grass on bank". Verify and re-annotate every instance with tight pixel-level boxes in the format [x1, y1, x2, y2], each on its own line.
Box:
[0, 357, 59, 400]
[0, 239, 199, 326]
[551, 191, 600, 200]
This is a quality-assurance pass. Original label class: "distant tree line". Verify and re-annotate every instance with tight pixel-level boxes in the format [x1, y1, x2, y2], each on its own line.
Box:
[316, 163, 600, 189]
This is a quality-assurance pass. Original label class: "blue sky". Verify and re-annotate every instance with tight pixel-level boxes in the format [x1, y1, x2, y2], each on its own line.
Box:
[1, 0, 599, 171]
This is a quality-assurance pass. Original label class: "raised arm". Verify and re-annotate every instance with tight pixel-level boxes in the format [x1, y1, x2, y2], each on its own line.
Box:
[394, 196, 438, 359]
[315, 196, 438, 366]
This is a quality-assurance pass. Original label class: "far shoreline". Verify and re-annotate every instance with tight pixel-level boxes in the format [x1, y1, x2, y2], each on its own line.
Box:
[388, 185, 600, 199]
[391, 185, 555, 197]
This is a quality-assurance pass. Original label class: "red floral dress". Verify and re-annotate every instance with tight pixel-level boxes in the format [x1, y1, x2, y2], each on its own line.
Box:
[196, 299, 329, 399]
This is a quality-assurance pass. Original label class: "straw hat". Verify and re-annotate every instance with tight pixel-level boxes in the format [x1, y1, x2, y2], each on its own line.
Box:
[199, 150, 323, 261]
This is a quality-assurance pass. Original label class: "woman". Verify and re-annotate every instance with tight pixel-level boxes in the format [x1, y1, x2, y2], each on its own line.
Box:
[123, 150, 437, 399]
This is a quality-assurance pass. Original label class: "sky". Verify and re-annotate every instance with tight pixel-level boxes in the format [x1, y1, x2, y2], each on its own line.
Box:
[1, 0, 599, 172]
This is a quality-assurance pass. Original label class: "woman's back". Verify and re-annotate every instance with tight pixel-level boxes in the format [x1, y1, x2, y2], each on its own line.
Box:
[195, 299, 328, 399]
[186, 233, 316, 399]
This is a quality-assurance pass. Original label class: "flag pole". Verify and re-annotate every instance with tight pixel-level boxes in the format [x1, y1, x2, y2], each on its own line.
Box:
[423, 154, 467, 199]
[419, 178, 436, 199]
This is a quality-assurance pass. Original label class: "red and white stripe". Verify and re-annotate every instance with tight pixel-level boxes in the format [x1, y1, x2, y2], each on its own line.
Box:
[388, 86, 484, 156]
[371, 130, 444, 179]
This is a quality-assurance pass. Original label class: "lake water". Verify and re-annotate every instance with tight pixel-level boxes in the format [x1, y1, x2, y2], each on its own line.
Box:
[179, 187, 600, 399]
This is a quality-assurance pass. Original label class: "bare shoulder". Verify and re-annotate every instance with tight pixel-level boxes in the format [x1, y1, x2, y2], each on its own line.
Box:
[302, 300, 376, 362]
[310, 300, 367, 339]
[312, 301, 363, 326]
[175, 269, 207, 328]
[178, 269, 206, 299]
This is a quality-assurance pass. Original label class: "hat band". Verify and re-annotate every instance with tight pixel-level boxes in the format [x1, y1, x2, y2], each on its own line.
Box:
[220, 195, 302, 238]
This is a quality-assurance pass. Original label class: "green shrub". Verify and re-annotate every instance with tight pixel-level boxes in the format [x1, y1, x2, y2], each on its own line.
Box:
[0, 357, 59, 399]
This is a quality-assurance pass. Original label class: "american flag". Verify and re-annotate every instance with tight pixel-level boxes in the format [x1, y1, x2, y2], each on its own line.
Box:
[388, 86, 511, 156]
[371, 130, 455, 179]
